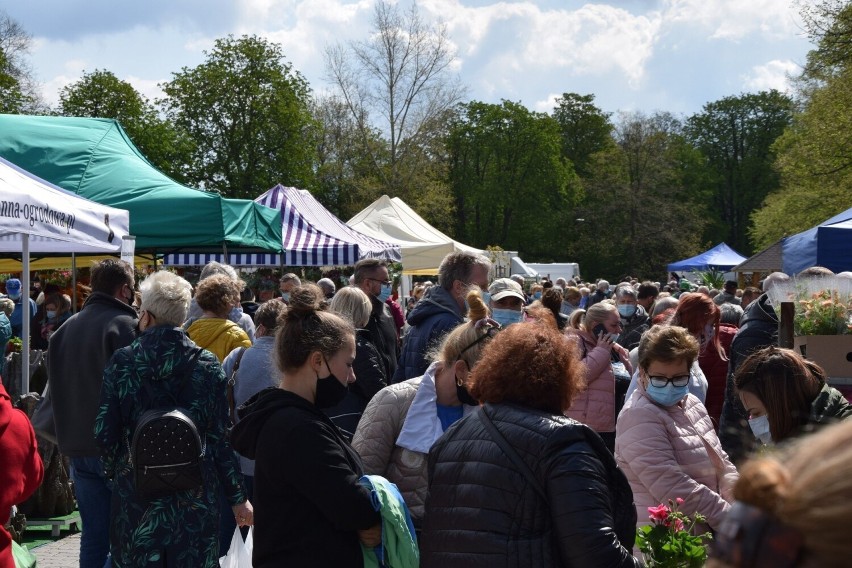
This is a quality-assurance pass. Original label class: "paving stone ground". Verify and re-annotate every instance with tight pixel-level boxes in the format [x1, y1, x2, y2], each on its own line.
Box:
[30, 532, 80, 568]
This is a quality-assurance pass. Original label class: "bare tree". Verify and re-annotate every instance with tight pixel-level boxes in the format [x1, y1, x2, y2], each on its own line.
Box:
[0, 10, 45, 113]
[324, 1, 466, 197]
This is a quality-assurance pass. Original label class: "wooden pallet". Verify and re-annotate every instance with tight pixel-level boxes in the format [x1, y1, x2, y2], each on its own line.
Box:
[25, 512, 81, 537]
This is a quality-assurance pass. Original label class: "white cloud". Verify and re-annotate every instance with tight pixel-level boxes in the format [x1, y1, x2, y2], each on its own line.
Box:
[420, 1, 662, 91]
[742, 59, 800, 92]
[663, 0, 801, 41]
[125, 76, 167, 103]
[534, 93, 562, 113]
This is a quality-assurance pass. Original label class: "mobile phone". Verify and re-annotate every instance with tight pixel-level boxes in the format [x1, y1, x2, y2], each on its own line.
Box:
[593, 323, 607, 337]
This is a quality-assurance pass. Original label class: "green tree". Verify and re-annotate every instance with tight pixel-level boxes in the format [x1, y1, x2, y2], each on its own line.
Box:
[551, 93, 614, 178]
[797, 0, 852, 91]
[58, 69, 194, 183]
[571, 111, 708, 280]
[446, 100, 580, 260]
[325, 0, 465, 202]
[313, 95, 387, 219]
[751, 68, 852, 247]
[684, 90, 793, 254]
[160, 35, 317, 198]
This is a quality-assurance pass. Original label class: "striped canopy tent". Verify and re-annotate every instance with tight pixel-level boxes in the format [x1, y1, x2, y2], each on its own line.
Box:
[164, 185, 400, 267]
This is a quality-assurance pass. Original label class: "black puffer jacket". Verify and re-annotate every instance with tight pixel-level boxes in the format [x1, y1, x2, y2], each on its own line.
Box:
[422, 404, 640, 568]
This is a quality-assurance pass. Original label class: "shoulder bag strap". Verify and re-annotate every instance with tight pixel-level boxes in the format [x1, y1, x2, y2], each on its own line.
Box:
[227, 347, 247, 424]
[478, 406, 548, 503]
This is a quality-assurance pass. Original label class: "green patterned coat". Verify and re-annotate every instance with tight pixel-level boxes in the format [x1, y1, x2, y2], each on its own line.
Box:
[95, 326, 247, 567]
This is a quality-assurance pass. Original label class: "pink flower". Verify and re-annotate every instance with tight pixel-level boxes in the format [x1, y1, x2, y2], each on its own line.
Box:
[676, 497, 684, 505]
[673, 518, 685, 532]
[648, 504, 670, 523]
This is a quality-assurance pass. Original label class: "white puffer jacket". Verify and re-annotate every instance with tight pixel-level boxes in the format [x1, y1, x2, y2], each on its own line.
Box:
[352, 362, 475, 525]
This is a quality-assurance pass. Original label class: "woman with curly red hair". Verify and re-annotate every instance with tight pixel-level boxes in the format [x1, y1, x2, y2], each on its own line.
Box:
[421, 321, 640, 567]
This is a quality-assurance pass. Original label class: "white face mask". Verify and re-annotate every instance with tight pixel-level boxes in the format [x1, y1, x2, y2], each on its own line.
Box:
[748, 415, 772, 445]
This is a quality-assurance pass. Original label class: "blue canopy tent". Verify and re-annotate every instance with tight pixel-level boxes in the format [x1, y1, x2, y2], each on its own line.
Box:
[782, 207, 852, 274]
[667, 243, 748, 272]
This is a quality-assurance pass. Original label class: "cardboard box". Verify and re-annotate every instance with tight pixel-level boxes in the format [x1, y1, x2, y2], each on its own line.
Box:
[793, 335, 852, 380]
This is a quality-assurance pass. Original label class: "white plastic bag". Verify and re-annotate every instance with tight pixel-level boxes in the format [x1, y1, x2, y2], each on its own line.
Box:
[219, 527, 253, 568]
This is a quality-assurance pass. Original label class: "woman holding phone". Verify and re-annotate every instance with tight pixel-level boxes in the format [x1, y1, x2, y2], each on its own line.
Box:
[566, 301, 632, 452]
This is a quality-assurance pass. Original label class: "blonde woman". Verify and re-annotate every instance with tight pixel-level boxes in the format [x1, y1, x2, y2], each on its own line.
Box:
[325, 286, 388, 439]
[352, 289, 495, 527]
[565, 301, 632, 452]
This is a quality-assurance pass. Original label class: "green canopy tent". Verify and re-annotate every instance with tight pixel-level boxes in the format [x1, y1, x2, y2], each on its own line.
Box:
[0, 114, 282, 253]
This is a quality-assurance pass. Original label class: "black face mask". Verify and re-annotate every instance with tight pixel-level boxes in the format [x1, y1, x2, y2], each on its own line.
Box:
[315, 359, 349, 409]
[456, 380, 478, 406]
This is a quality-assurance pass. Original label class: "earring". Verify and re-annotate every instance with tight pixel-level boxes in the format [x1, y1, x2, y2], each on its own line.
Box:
[456, 375, 463, 387]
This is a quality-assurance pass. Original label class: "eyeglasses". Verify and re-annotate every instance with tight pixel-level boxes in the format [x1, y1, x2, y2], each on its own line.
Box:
[648, 374, 691, 388]
[366, 277, 392, 286]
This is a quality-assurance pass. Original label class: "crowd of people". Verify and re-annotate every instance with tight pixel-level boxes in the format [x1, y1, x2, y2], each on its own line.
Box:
[2, 253, 852, 568]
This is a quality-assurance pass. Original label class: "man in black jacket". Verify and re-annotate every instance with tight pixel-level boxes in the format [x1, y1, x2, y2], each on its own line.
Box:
[48, 259, 138, 568]
[354, 259, 399, 379]
[718, 271, 789, 463]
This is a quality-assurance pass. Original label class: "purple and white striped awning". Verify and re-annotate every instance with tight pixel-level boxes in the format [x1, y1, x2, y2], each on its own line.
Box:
[163, 185, 400, 267]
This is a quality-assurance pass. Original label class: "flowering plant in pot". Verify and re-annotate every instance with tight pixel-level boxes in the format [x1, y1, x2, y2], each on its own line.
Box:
[636, 498, 712, 567]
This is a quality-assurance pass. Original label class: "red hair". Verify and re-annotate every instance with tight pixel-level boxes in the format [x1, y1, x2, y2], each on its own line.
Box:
[672, 293, 723, 358]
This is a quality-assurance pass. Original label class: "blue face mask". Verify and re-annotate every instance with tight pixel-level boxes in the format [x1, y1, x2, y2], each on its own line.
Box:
[377, 282, 392, 303]
[533, 292, 542, 300]
[46, 310, 57, 319]
[482, 292, 492, 305]
[645, 382, 689, 407]
[617, 304, 636, 318]
[608, 333, 621, 344]
[491, 308, 523, 328]
[281, 292, 290, 302]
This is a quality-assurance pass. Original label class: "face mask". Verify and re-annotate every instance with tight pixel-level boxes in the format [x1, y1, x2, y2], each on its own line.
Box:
[608, 333, 621, 344]
[482, 292, 492, 305]
[533, 292, 542, 300]
[748, 415, 772, 445]
[46, 310, 57, 319]
[314, 359, 349, 409]
[377, 282, 392, 303]
[617, 304, 636, 318]
[8, 292, 21, 301]
[281, 292, 291, 302]
[491, 308, 523, 328]
[645, 382, 689, 407]
[456, 380, 478, 406]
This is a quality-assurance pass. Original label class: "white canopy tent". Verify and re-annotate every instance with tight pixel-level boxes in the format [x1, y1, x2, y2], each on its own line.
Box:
[0, 157, 130, 393]
[348, 195, 482, 276]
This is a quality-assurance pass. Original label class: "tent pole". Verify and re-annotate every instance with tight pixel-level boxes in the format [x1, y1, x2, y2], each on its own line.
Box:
[22, 234, 30, 394]
[71, 253, 77, 314]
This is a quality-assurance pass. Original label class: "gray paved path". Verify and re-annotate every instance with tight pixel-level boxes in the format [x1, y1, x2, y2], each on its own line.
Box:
[31, 532, 80, 568]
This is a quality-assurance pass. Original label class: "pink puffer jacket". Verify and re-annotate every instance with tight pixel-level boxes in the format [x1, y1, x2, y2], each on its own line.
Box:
[614, 382, 738, 531]
[565, 330, 632, 433]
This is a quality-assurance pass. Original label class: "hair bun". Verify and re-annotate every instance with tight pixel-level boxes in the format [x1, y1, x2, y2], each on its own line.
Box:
[286, 284, 324, 318]
[734, 458, 789, 513]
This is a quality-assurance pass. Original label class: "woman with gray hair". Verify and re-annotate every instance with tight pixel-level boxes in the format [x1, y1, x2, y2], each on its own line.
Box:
[95, 271, 252, 567]
[324, 286, 388, 438]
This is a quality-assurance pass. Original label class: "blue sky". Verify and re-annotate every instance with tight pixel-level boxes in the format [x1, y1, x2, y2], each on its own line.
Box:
[7, 0, 813, 118]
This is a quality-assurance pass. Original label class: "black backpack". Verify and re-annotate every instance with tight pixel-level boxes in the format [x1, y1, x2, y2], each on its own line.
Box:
[128, 349, 205, 498]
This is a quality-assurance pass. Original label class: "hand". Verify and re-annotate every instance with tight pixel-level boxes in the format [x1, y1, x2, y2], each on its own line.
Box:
[232, 500, 254, 527]
[595, 331, 613, 349]
[358, 524, 382, 548]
